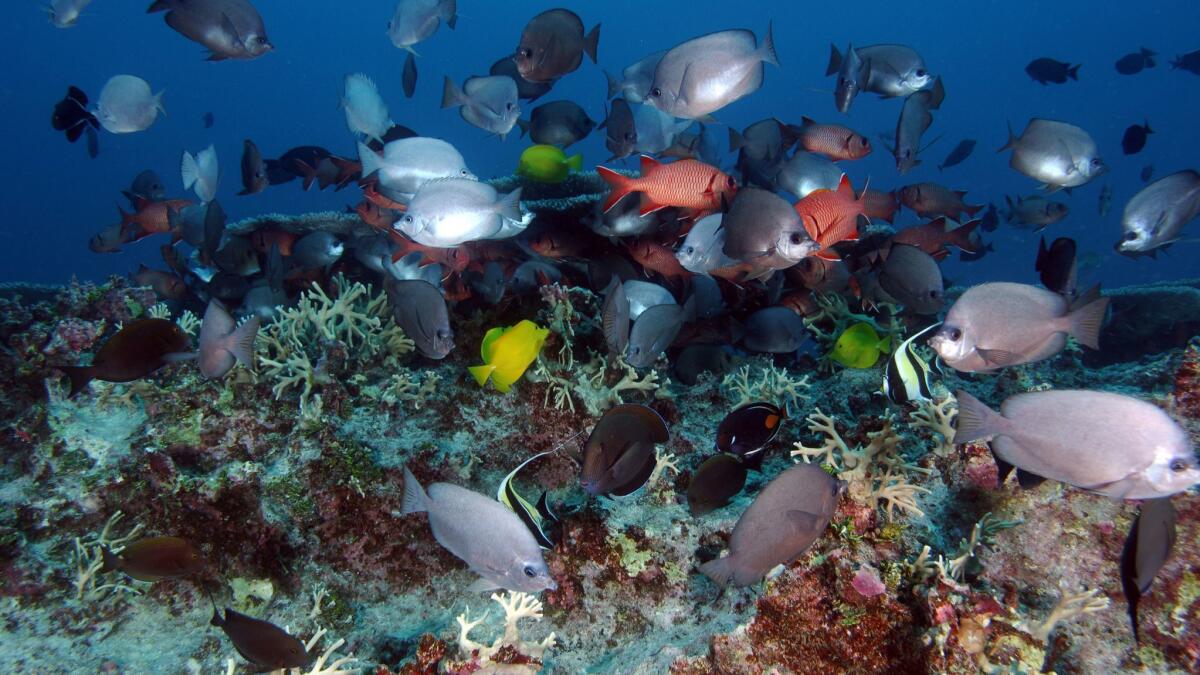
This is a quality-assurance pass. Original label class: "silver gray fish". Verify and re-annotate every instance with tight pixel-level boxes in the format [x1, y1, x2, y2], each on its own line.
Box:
[49, 0, 93, 28]
[742, 307, 808, 354]
[605, 51, 666, 102]
[954, 389, 1200, 500]
[349, 234, 395, 274]
[1116, 170, 1200, 256]
[238, 281, 287, 321]
[776, 151, 843, 199]
[95, 75, 163, 134]
[893, 77, 944, 174]
[148, 0, 272, 61]
[402, 467, 556, 593]
[999, 118, 1106, 192]
[383, 252, 443, 287]
[124, 169, 166, 205]
[602, 98, 637, 160]
[519, 100, 596, 148]
[645, 26, 778, 120]
[357, 137, 474, 203]
[385, 278, 453, 359]
[722, 188, 816, 279]
[699, 463, 841, 587]
[601, 275, 629, 356]
[626, 301, 687, 368]
[929, 281, 1108, 372]
[397, 178, 523, 247]
[826, 43, 866, 113]
[198, 300, 259, 379]
[386, 0, 456, 53]
[632, 103, 691, 155]
[441, 75, 520, 138]
[1003, 194, 1069, 229]
[623, 280, 675, 321]
[827, 44, 933, 102]
[878, 244, 943, 315]
[290, 231, 344, 270]
[181, 144, 219, 204]
[343, 74, 393, 145]
[586, 192, 659, 240]
[489, 56, 553, 101]
[675, 213, 732, 274]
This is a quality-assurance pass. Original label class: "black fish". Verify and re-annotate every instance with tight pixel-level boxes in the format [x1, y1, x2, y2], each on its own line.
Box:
[489, 56, 554, 101]
[266, 146, 332, 187]
[1035, 236, 1077, 299]
[673, 344, 733, 385]
[1171, 49, 1200, 75]
[1121, 121, 1153, 155]
[203, 111, 214, 128]
[237, 139, 269, 196]
[365, 124, 421, 154]
[1115, 48, 1156, 75]
[51, 85, 98, 143]
[56, 319, 193, 397]
[211, 607, 310, 669]
[979, 203, 999, 232]
[1120, 497, 1176, 642]
[1025, 57, 1080, 84]
[716, 402, 784, 471]
[1140, 164, 1155, 183]
[402, 52, 417, 98]
[687, 454, 747, 516]
[601, 97, 637, 160]
[580, 403, 668, 497]
[937, 139, 976, 171]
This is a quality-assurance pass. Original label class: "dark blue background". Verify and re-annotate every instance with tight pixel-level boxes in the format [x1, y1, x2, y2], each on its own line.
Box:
[5, 0, 1198, 287]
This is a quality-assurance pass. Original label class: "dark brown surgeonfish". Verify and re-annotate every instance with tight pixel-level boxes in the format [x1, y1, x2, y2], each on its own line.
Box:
[580, 403, 669, 496]
[101, 536, 205, 582]
[57, 319, 193, 397]
[211, 607, 310, 669]
[1120, 497, 1177, 642]
[699, 463, 843, 587]
[513, 8, 600, 83]
[687, 454, 747, 516]
[716, 402, 784, 470]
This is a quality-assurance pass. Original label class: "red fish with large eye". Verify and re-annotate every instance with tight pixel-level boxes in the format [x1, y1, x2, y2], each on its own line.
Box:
[597, 156, 737, 220]
[794, 116, 872, 161]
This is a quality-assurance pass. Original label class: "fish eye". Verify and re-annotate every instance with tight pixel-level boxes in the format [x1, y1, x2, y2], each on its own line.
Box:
[1170, 459, 1190, 472]
[523, 565, 537, 578]
[916, 69, 927, 77]
[519, 48, 532, 59]
[506, 102, 515, 111]
[789, 232, 803, 245]
[1091, 159, 1103, 167]
[929, 290, 940, 299]
[727, 177, 736, 187]
[1123, 231, 1138, 241]
[403, 215, 413, 223]
[460, 169, 469, 175]
[650, 87, 661, 98]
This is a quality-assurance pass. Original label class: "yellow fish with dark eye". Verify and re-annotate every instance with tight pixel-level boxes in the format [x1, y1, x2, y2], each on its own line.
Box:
[829, 322, 892, 369]
[516, 144, 583, 183]
[469, 320, 549, 392]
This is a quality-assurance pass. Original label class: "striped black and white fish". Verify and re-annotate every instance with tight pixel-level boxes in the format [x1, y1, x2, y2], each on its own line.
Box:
[497, 450, 561, 550]
[882, 323, 944, 406]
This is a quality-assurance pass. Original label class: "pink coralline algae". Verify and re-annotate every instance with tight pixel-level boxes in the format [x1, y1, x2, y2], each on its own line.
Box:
[41, 318, 105, 358]
[851, 567, 887, 597]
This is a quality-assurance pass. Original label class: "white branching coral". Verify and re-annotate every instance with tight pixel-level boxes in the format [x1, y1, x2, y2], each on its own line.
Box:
[791, 410, 932, 519]
[910, 394, 958, 457]
[1019, 585, 1110, 643]
[257, 275, 415, 413]
[455, 592, 556, 670]
[532, 352, 663, 416]
[72, 511, 144, 600]
[176, 309, 201, 336]
[721, 362, 810, 416]
[802, 292, 897, 349]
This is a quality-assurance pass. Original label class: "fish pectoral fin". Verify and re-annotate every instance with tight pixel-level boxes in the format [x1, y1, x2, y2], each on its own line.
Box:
[974, 347, 1021, 367]
[785, 510, 821, 534]
[1015, 469, 1047, 489]
[467, 577, 503, 593]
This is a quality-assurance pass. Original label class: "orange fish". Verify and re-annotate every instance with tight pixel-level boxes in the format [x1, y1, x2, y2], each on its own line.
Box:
[354, 199, 400, 230]
[891, 217, 981, 261]
[385, 230, 469, 274]
[794, 116, 872, 161]
[625, 237, 692, 288]
[120, 197, 193, 241]
[597, 156, 736, 219]
[898, 183, 983, 220]
[793, 174, 866, 260]
[360, 180, 409, 211]
[249, 229, 299, 257]
[860, 188, 898, 223]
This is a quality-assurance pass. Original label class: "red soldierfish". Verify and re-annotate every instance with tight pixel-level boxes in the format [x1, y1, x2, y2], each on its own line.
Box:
[891, 217, 981, 260]
[793, 174, 866, 259]
[898, 182, 984, 220]
[625, 237, 692, 288]
[120, 197, 193, 241]
[597, 156, 736, 219]
[861, 188, 898, 223]
[794, 116, 872, 160]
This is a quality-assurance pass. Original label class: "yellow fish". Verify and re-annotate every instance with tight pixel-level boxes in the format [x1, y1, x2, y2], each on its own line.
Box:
[829, 322, 891, 369]
[516, 145, 582, 183]
[469, 320, 549, 392]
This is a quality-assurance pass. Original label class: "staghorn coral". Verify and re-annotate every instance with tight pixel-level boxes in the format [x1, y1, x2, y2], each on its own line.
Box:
[802, 291, 898, 350]
[909, 393, 958, 458]
[531, 351, 663, 416]
[721, 361, 810, 415]
[1018, 584, 1111, 644]
[537, 283, 598, 369]
[791, 410, 932, 520]
[449, 591, 557, 673]
[71, 511, 144, 601]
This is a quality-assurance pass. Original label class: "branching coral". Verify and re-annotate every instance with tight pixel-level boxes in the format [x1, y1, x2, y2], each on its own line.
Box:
[72, 511, 144, 601]
[537, 283, 597, 369]
[257, 275, 415, 414]
[454, 592, 556, 670]
[909, 394, 958, 457]
[791, 410, 932, 519]
[721, 362, 810, 416]
[532, 352, 662, 416]
[802, 292, 897, 350]
[1018, 585, 1110, 643]
[176, 309, 200, 336]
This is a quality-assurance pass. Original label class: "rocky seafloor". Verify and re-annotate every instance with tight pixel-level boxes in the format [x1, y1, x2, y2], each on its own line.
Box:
[0, 270, 1198, 675]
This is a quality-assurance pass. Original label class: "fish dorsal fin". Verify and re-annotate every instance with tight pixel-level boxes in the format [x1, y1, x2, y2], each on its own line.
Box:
[479, 325, 506, 362]
[639, 154, 661, 175]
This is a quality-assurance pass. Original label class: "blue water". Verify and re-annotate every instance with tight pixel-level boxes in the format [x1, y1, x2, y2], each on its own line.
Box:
[4, 0, 1199, 287]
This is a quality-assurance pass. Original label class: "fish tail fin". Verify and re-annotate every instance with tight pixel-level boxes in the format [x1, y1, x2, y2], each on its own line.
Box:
[727, 127, 744, 152]
[1144, 120, 1154, 134]
[495, 188, 523, 222]
[596, 166, 633, 212]
[469, 364, 496, 387]
[226, 317, 260, 369]
[583, 23, 601, 64]
[952, 389, 1001, 445]
[759, 22, 779, 67]
[439, 0, 457, 28]
[357, 141, 381, 178]
[440, 76, 465, 109]
[604, 71, 620, 99]
[146, 1, 173, 13]
[964, 202, 983, 217]
[698, 555, 735, 588]
[1067, 295, 1110, 350]
[401, 467, 430, 515]
[824, 43, 842, 76]
[1068, 64, 1081, 80]
[57, 365, 93, 398]
[997, 121, 1017, 153]
[565, 153, 583, 173]
[180, 151, 199, 190]
[950, 219, 981, 252]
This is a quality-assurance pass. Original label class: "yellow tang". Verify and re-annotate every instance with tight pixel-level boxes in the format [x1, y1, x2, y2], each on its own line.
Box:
[516, 144, 583, 183]
[468, 320, 549, 392]
[829, 322, 892, 369]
